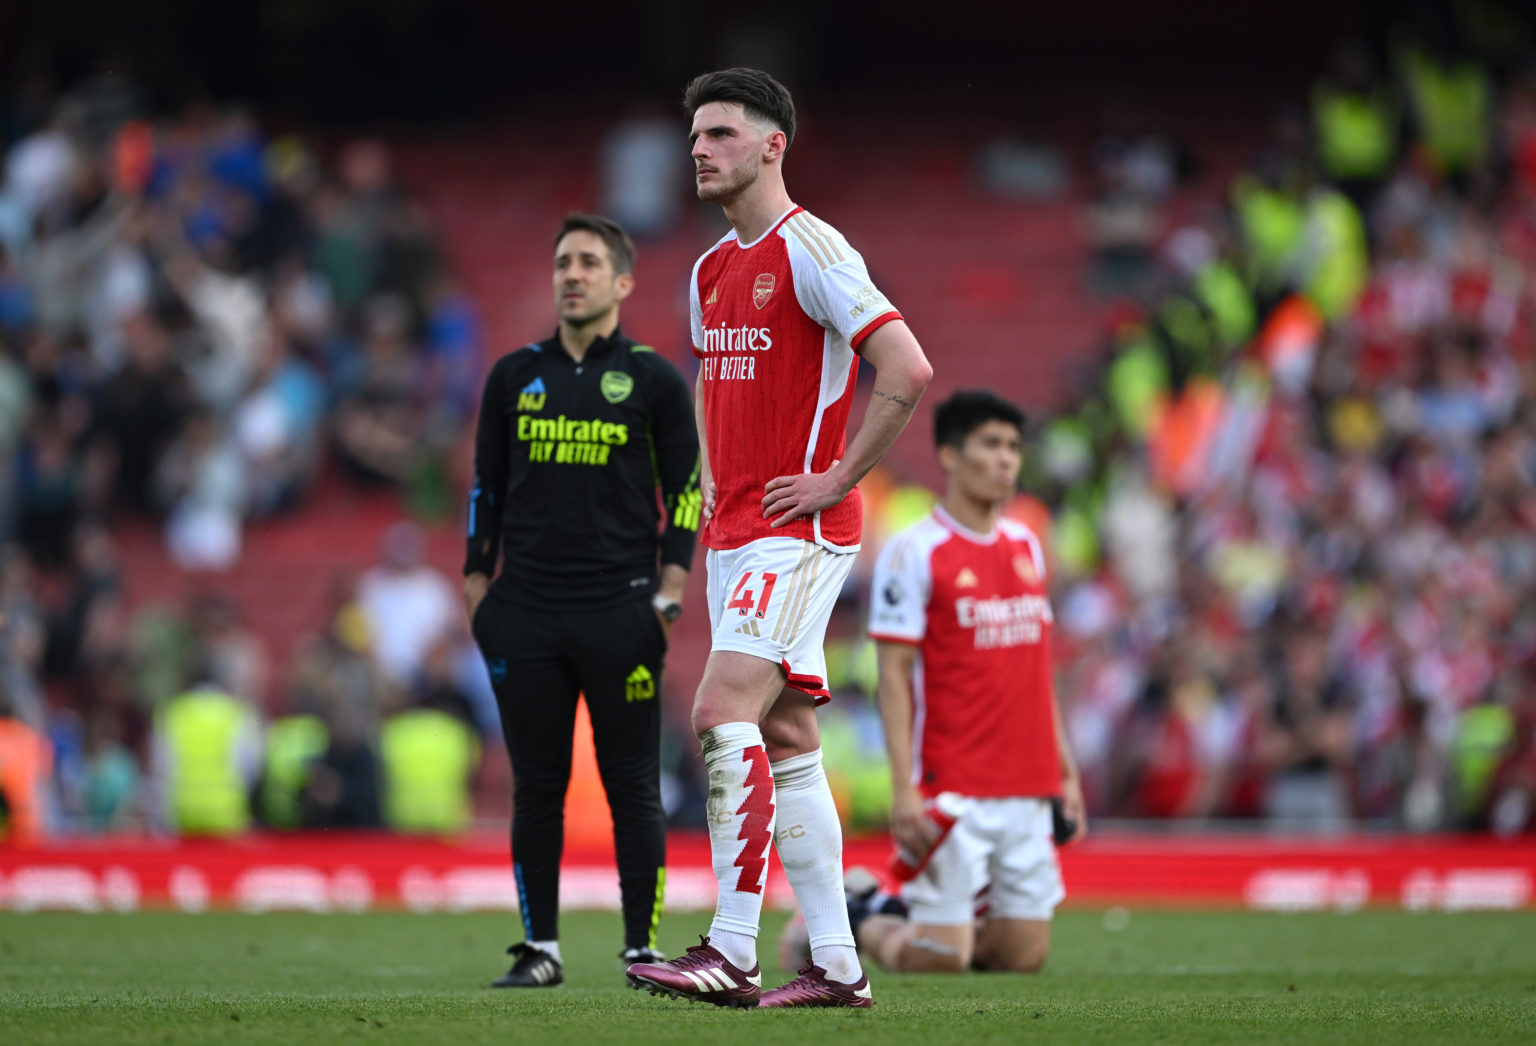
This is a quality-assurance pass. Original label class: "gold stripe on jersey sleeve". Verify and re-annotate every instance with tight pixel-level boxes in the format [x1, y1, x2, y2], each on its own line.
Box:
[803, 214, 848, 265]
[796, 214, 846, 268]
[787, 214, 846, 271]
[785, 215, 832, 270]
[789, 214, 847, 269]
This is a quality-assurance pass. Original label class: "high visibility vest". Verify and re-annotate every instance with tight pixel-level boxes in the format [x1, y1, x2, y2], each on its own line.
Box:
[1313, 86, 1396, 181]
[1303, 190, 1369, 321]
[1195, 261, 1257, 349]
[1404, 50, 1490, 175]
[159, 689, 254, 835]
[260, 715, 330, 828]
[1107, 331, 1170, 440]
[1449, 705, 1514, 821]
[380, 709, 479, 834]
[1053, 480, 1104, 577]
[1232, 176, 1305, 294]
[1160, 296, 1215, 376]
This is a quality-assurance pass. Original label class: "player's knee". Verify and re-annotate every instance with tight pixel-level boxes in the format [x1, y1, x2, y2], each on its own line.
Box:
[690, 698, 730, 737]
[691, 679, 769, 737]
[760, 700, 819, 761]
[761, 720, 817, 762]
[977, 942, 1049, 973]
[1005, 948, 1048, 973]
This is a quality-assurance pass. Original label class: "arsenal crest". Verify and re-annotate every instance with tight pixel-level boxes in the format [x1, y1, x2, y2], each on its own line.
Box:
[1014, 555, 1038, 583]
[753, 273, 776, 309]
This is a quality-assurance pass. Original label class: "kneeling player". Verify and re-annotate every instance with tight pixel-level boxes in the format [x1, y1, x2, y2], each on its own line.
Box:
[857, 390, 1084, 973]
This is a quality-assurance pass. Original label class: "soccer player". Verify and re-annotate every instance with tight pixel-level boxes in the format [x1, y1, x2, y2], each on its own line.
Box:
[856, 390, 1086, 973]
[465, 214, 700, 987]
[626, 68, 933, 1009]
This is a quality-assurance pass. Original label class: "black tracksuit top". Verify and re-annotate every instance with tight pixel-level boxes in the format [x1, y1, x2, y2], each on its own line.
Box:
[464, 328, 701, 607]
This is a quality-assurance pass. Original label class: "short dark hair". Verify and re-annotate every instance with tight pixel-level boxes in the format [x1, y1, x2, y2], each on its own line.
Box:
[934, 390, 1028, 449]
[554, 213, 636, 275]
[682, 67, 796, 146]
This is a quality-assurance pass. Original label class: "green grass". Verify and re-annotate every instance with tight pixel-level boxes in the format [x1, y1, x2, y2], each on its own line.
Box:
[2, 908, 1534, 1045]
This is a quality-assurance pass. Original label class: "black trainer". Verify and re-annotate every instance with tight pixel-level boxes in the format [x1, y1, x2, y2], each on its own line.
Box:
[491, 943, 563, 988]
[620, 946, 666, 965]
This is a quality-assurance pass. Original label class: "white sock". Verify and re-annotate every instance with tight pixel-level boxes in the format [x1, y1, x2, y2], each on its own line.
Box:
[771, 749, 863, 984]
[530, 939, 561, 963]
[701, 722, 775, 971]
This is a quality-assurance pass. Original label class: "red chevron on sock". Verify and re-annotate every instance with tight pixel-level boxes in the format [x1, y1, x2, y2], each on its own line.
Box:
[733, 746, 775, 894]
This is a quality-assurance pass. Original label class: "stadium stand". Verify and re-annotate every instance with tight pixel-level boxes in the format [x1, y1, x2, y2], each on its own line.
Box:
[4, 24, 1536, 844]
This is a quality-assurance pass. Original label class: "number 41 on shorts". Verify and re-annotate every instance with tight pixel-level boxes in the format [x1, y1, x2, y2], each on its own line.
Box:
[727, 572, 778, 618]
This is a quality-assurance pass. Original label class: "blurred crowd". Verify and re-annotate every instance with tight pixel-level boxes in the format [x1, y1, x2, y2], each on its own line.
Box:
[8, 28, 1536, 843]
[808, 28, 1536, 839]
[0, 71, 491, 841]
[1011, 30, 1536, 835]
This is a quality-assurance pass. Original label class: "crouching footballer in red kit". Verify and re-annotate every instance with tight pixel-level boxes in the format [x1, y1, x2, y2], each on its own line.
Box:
[854, 390, 1085, 973]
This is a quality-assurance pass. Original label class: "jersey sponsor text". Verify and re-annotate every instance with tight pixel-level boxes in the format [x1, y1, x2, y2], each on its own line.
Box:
[700, 324, 774, 353]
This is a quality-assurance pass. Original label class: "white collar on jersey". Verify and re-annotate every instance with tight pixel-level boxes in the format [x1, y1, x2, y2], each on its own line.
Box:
[733, 205, 800, 250]
[934, 504, 1001, 545]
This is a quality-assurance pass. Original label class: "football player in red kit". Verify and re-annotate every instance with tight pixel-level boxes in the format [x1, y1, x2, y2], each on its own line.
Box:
[626, 68, 933, 1009]
[858, 390, 1085, 973]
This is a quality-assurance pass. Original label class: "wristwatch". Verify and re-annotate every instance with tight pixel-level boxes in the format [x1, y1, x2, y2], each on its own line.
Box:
[652, 594, 683, 623]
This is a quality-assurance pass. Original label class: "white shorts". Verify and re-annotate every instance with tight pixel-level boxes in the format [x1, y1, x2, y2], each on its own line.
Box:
[706, 537, 856, 705]
[900, 796, 1065, 924]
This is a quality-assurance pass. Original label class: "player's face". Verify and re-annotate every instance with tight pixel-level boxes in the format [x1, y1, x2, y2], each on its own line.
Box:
[553, 230, 632, 326]
[948, 420, 1023, 506]
[689, 102, 767, 203]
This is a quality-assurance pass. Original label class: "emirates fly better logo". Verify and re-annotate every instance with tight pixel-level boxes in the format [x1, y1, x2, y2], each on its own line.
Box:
[753, 273, 775, 309]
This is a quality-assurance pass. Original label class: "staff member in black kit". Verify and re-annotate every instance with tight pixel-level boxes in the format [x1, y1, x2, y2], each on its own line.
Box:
[465, 213, 701, 988]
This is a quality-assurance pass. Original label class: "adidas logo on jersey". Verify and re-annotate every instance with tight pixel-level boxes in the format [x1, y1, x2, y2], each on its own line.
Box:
[956, 568, 979, 588]
[734, 620, 762, 637]
[518, 377, 547, 412]
[705, 285, 719, 305]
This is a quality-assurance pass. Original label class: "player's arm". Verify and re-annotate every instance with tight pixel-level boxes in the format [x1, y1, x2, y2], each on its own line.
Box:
[694, 367, 716, 526]
[650, 360, 701, 608]
[1050, 665, 1087, 841]
[463, 360, 509, 619]
[764, 319, 933, 526]
[875, 639, 941, 857]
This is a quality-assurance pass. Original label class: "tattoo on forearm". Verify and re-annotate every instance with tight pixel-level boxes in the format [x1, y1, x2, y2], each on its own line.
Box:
[873, 389, 915, 409]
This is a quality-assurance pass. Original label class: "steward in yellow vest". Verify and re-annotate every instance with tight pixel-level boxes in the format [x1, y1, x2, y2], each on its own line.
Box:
[154, 684, 260, 835]
[379, 705, 479, 834]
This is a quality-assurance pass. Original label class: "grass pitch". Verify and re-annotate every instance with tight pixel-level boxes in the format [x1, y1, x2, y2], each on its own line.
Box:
[2, 907, 1533, 1045]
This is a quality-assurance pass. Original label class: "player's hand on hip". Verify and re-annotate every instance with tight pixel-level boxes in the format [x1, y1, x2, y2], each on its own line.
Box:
[763, 460, 847, 527]
[890, 782, 939, 857]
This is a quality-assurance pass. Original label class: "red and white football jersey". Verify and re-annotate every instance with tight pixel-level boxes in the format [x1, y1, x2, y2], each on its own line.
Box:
[867, 507, 1061, 799]
[690, 206, 901, 552]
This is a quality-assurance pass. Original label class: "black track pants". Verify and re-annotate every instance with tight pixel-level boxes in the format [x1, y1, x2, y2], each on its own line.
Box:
[472, 591, 668, 950]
